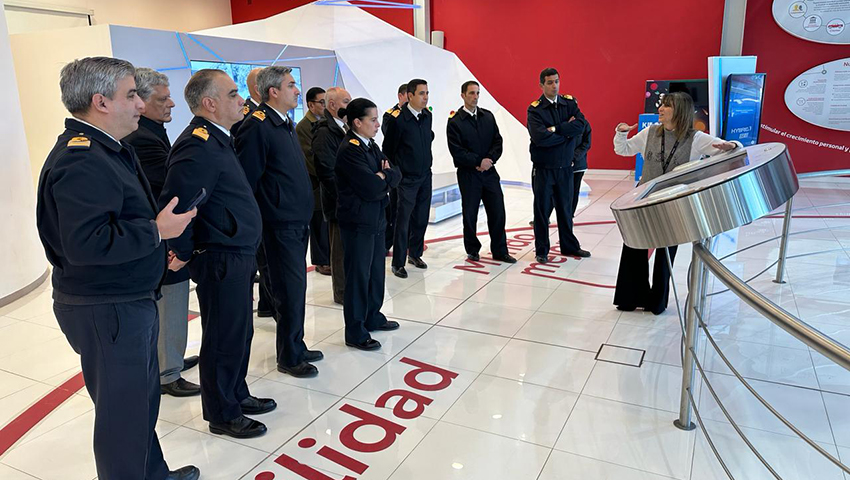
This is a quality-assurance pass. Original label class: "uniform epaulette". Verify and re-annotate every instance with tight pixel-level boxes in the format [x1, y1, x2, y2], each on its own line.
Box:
[562, 94, 575, 101]
[391, 110, 400, 118]
[67, 136, 91, 149]
[386, 107, 396, 114]
[448, 110, 456, 119]
[192, 127, 209, 141]
[530, 100, 540, 107]
[252, 110, 266, 121]
[242, 105, 251, 116]
[349, 138, 360, 146]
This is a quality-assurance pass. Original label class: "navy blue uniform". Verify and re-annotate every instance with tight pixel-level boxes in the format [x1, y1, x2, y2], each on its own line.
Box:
[160, 116, 262, 424]
[382, 103, 434, 267]
[571, 122, 592, 216]
[446, 107, 509, 257]
[231, 99, 259, 136]
[36, 118, 169, 480]
[381, 104, 402, 250]
[336, 133, 402, 343]
[527, 94, 587, 256]
[235, 104, 314, 368]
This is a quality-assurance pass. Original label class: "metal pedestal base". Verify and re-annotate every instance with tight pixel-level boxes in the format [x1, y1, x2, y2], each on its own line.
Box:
[674, 419, 696, 431]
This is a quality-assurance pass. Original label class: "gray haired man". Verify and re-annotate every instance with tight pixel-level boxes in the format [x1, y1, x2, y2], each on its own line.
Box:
[36, 56, 199, 480]
[123, 68, 201, 398]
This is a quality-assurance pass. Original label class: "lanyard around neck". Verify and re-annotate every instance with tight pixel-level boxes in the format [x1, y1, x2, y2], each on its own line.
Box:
[660, 130, 681, 174]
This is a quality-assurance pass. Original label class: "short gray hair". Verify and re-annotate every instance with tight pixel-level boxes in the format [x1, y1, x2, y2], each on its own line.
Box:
[184, 69, 226, 114]
[59, 57, 135, 114]
[257, 66, 292, 103]
[134, 68, 169, 101]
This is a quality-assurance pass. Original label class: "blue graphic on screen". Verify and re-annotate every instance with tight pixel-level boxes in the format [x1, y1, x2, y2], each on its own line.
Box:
[722, 73, 765, 146]
[189, 61, 304, 123]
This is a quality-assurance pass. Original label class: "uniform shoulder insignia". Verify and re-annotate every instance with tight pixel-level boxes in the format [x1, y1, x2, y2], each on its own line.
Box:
[562, 94, 575, 101]
[531, 100, 540, 107]
[349, 138, 360, 146]
[391, 109, 400, 118]
[386, 107, 395, 114]
[242, 105, 250, 116]
[252, 110, 266, 121]
[67, 136, 90, 149]
[192, 127, 209, 141]
[449, 110, 456, 119]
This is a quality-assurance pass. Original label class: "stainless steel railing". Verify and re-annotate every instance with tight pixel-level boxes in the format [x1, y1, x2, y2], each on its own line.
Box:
[674, 170, 850, 478]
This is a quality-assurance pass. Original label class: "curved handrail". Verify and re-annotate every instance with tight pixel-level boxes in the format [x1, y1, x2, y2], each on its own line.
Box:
[798, 168, 850, 179]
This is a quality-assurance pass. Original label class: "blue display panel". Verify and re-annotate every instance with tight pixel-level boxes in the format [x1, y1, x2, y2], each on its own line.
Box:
[189, 61, 304, 123]
[722, 73, 766, 146]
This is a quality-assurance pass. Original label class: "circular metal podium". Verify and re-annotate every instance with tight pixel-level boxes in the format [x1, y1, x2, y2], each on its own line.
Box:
[610, 143, 799, 249]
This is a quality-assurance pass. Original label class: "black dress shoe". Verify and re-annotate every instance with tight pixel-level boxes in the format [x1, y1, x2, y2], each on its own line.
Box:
[535, 255, 548, 264]
[315, 265, 332, 276]
[161, 378, 201, 397]
[181, 355, 199, 372]
[493, 253, 517, 263]
[257, 309, 274, 318]
[166, 465, 200, 480]
[616, 305, 637, 312]
[240, 396, 277, 415]
[467, 253, 480, 261]
[408, 256, 428, 269]
[304, 349, 324, 362]
[392, 266, 408, 279]
[563, 249, 591, 258]
[277, 362, 318, 378]
[369, 320, 400, 332]
[209, 415, 267, 439]
[346, 338, 382, 351]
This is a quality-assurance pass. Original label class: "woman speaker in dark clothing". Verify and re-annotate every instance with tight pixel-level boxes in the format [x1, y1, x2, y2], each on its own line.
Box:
[612, 92, 740, 314]
[335, 98, 403, 350]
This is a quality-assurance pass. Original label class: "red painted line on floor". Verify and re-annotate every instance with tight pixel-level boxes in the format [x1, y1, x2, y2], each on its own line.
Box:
[0, 372, 85, 456]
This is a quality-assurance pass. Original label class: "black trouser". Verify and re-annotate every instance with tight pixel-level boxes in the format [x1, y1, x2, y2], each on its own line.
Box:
[614, 244, 679, 314]
[190, 252, 255, 424]
[341, 225, 388, 344]
[256, 242, 272, 314]
[457, 168, 508, 257]
[572, 171, 585, 216]
[532, 166, 580, 256]
[262, 225, 309, 367]
[385, 188, 397, 251]
[55, 299, 169, 480]
[393, 172, 432, 267]
[309, 207, 330, 266]
[329, 221, 346, 304]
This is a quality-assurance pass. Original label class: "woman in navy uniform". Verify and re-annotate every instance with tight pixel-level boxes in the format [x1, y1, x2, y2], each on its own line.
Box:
[335, 98, 402, 351]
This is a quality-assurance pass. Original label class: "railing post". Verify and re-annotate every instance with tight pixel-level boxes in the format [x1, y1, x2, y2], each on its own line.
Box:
[675, 240, 706, 431]
[774, 197, 794, 284]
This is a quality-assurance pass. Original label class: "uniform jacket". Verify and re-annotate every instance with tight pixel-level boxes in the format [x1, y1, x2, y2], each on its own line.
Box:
[235, 103, 314, 228]
[572, 121, 592, 172]
[527, 94, 587, 169]
[382, 102, 434, 179]
[381, 103, 401, 136]
[295, 110, 323, 211]
[312, 110, 346, 222]
[124, 115, 189, 285]
[37, 118, 166, 300]
[160, 116, 262, 261]
[336, 131, 402, 233]
[230, 98, 259, 136]
[446, 106, 503, 172]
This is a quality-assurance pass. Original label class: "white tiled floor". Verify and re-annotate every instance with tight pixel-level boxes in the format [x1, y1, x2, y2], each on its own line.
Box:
[2, 173, 850, 479]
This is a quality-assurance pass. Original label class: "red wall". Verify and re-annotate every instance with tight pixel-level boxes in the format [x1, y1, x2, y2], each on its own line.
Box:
[742, 0, 849, 173]
[231, 1, 725, 169]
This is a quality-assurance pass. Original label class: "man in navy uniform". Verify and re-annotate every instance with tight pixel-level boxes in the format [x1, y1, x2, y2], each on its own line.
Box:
[381, 83, 407, 251]
[160, 69, 274, 439]
[36, 56, 199, 480]
[123, 67, 200, 398]
[231, 67, 263, 135]
[235, 66, 322, 378]
[447, 80, 516, 264]
[382, 78, 434, 278]
[527, 67, 591, 263]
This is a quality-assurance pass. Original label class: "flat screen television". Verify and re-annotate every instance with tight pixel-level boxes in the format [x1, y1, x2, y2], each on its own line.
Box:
[722, 73, 766, 146]
[189, 61, 304, 123]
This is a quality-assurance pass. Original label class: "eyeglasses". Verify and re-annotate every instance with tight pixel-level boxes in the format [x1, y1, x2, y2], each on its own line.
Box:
[308, 99, 326, 106]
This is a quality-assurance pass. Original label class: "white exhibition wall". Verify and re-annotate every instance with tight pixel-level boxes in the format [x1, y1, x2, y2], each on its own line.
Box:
[198, 1, 536, 184]
[0, 0, 47, 301]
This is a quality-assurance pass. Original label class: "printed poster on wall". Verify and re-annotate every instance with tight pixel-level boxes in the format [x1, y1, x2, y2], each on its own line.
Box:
[773, 0, 850, 45]
[784, 57, 850, 132]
